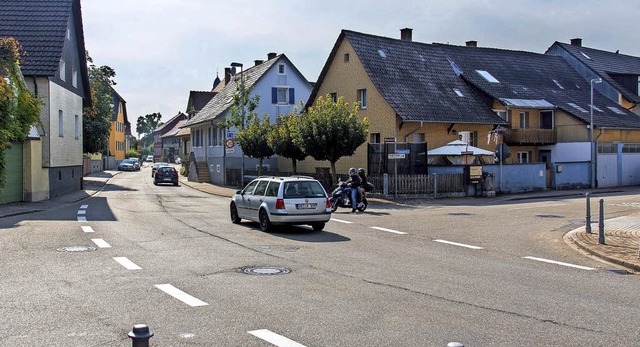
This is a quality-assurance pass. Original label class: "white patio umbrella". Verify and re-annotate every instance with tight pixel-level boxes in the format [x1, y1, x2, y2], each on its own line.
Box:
[427, 140, 495, 165]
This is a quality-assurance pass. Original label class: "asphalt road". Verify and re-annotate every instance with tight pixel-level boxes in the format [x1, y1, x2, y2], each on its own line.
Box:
[1, 165, 639, 346]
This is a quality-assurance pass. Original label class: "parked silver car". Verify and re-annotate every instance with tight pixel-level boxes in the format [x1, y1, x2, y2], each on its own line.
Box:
[230, 176, 332, 232]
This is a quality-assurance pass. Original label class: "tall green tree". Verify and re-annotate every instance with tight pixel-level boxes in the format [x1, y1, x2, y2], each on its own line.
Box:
[268, 108, 307, 174]
[136, 112, 162, 145]
[235, 114, 274, 176]
[294, 94, 368, 183]
[0, 38, 42, 188]
[83, 53, 116, 154]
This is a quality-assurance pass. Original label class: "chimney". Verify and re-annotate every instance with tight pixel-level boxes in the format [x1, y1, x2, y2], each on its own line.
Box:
[254, 59, 264, 66]
[570, 38, 582, 47]
[400, 28, 413, 41]
[224, 67, 231, 85]
[465, 40, 478, 47]
[267, 52, 277, 60]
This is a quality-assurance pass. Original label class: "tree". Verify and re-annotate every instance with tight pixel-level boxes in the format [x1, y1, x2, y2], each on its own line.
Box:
[268, 108, 307, 174]
[235, 114, 274, 176]
[0, 38, 42, 188]
[83, 53, 116, 154]
[136, 112, 162, 144]
[294, 94, 368, 183]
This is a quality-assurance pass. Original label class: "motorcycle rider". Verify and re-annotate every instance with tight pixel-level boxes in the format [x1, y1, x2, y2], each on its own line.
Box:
[346, 167, 361, 212]
[357, 168, 368, 209]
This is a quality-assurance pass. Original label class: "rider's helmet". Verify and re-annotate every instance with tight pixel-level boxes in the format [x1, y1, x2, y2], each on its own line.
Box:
[358, 168, 365, 176]
[348, 167, 356, 175]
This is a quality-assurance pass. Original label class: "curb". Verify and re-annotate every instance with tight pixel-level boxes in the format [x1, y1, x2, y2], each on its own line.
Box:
[566, 229, 640, 272]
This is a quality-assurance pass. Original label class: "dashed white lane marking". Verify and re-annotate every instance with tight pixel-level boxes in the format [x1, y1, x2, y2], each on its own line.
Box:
[81, 226, 94, 233]
[331, 218, 353, 224]
[508, 203, 565, 211]
[523, 256, 595, 271]
[155, 284, 208, 307]
[80, 205, 88, 209]
[91, 238, 111, 248]
[370, 227, 407, 235]
[114, 257, 142, 270]
[248, 329, 307, 347]
[434, 239, 483, 250]
[77, 216, 87, 222]
[77, 210, 86, 215]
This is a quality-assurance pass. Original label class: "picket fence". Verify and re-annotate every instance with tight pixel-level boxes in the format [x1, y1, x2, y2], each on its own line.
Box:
[368, 173, 465, 195]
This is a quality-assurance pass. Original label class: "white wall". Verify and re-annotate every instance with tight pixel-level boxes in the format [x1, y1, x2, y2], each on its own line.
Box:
[549, 142, 590, 162]
[49, 82, 83, 166]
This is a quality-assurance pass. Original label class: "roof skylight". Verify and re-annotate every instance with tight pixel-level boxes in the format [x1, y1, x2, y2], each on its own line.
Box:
[553, 79, 565, 89]
[476, 70, 499, 83]
[608, 106, 626, 115]
[453, 88, 464, 97]
[568, 102, 588, 113]
[580, 51, 591, 59]
[591, 105, 603, 112]
[378, 50, 387, 58]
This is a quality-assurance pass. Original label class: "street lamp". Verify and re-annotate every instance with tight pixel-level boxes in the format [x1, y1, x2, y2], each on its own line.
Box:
[230, 62, 244, 186]
[590, 77, 602, 189]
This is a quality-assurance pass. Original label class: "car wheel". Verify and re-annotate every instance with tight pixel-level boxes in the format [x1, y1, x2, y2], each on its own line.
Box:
[153, 181, 158, 185]
[311, 222, 325, 231]
[357, 200, 367, 212]
[230, 203, 241, 224]
[259, 209, 271, 232]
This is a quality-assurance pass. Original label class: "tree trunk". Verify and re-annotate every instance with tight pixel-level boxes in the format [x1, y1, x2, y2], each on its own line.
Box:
[258, 157, 263, 176]
[292, 158, 297, 174]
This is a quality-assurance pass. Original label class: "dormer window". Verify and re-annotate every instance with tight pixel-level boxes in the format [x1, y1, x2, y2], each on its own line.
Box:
[476, 70, 499, 83]
[59, 60, 66, 81]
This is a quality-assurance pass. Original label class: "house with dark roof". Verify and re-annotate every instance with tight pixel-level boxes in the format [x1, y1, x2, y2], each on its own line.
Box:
[178, 90, 216, 160]
[298, 29, 507, 177]
[0, 0, 91, 202]
[183, 53, 313, 186]
[545, 39, 640, 187]
[153, 112, 187, 162]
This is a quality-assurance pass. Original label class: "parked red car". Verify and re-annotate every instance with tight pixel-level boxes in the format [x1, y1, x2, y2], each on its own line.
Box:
[153, 166, 178, 186]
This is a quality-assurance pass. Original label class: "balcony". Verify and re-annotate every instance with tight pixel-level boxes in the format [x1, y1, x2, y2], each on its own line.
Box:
[503, 128, 557, 145]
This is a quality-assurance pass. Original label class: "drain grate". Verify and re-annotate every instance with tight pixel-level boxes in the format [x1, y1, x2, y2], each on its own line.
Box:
[536, 214, 564, 219]
[56, 246, 96, 252]
[239, 266, 291, 276]
[448, 213, 475, 216]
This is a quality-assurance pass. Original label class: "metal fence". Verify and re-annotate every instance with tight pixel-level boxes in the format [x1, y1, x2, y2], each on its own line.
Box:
[368, 173, 465, 195]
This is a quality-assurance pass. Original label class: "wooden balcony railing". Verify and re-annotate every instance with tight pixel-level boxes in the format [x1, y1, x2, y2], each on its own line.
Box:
[503, 128, 557, 145]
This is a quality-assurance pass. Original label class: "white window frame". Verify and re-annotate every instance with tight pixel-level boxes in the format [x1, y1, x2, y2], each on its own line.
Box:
[278, 64, 285, 75]
[74, 115, 80, 140]
[58, 110, 64, 137]
[517, 151, 529, 163]
[59, 60, 66, 81]
[519, 111, 529, 129]
[358, 89, 367, 109]
[72, 69, 77, 88]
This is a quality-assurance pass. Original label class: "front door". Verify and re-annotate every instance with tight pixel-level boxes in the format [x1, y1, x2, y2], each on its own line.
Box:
[539, 150, 552, 188]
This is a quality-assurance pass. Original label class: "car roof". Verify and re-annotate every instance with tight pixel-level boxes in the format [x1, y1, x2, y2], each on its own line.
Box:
[253, 176, 318, 182]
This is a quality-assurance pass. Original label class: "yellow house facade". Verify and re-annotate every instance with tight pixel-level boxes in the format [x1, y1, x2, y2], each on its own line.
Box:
[108, 90, 127, 161]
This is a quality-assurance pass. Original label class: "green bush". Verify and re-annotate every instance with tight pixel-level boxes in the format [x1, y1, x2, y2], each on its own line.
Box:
[179, 166, 186, 176]
[126, 149, 139, 158]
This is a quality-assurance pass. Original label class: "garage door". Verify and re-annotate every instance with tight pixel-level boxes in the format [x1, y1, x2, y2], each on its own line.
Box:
[0, 143, 23, 203]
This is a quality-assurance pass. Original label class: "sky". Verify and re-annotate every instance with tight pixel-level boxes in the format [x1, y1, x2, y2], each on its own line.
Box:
[81, 0, 640, 136]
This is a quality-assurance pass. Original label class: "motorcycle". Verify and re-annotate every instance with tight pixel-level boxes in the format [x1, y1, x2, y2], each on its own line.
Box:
[330, 180, 372, 212]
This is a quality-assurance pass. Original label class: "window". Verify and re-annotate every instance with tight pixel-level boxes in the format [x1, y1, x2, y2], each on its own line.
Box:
[330, 93, 337, 103]
[453, 88, 464, 97]
[74, 115, 79, 139]
[370, 133, 380, 143]
[254, 180, 269, 196]
[412, 133, 425, 143]
[59, 60, 66, 81]
[344, 53, 350, 63]
[358, 89, 367, 109]
[72, 69, 77, 88]
[637, 76, 640, 96]
[459, 131, 477, 146]
[517, 151, 530, 163]
[519, 111, 529, 129]
[242, 180, 259, 196]
[277, 88, 287, 103]
[476, 70, 499, 83]
[278, 64, 285, 74]
[58, 110, 64, 137]
[272, 87, 294, 104]
[66, 28, 70, 40]
[265, 182, 280, 197]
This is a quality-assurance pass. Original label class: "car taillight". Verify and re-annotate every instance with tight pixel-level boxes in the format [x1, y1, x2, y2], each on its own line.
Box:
[275, 199, 285, 209]
[326, 198, 331, 208]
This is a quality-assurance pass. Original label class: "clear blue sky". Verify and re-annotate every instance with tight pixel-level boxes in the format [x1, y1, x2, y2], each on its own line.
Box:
[81, 0, 640, 136]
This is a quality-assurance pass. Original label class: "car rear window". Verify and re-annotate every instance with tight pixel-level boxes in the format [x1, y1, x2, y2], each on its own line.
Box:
[283, 181, 326, 199]
[159, 167, 175, 173]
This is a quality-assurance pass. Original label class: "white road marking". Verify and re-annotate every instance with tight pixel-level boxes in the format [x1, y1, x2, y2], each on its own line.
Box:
[434, 239, 483, 250]
[77, 210, 86, 215]
[370, 227, 407, 235]
[331, 218, 353, 224]
[155, 284, 208, 307]
[91, 238, 111, 248]
[248, 329, 307, 347]
[81, 226, 94, 233]
[77, 216, 87, 222]
[113, 257, 142, 270]
[80, 204, 88, 209]
[523, 256, 595, 271]
[508, 203, 565, 211]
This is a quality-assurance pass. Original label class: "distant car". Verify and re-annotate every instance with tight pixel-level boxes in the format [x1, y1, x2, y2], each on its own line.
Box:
[230, 176, 331, 232]
[153, 166, 178, 186]
[118, 159, 136, 171]
[151, 162, 169, 177]
[128, 158, 141, 171]
[146, 155, 154, 162]
[175, 157, 182, 164]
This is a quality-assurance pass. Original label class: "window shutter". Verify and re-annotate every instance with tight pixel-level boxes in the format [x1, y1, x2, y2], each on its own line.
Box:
[272, 88, 277, 104]
[289, 88, 295, 105]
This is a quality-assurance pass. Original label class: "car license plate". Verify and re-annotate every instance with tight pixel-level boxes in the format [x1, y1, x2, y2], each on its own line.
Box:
[164, 178, 172, 181]
[296, 203, 317, 209]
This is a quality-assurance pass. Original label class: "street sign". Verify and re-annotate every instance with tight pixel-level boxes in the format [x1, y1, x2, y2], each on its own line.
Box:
[388, 153, 405, 159]
[396, 149, 410, 154]
[384, 137, 396, 143]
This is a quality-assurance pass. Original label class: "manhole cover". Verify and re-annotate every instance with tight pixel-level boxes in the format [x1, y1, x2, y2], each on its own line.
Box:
[56, 246, 96, 252]
[239, 266, 291, 276]
[448, 213, 475, 216]
[536, 214, 564, 219]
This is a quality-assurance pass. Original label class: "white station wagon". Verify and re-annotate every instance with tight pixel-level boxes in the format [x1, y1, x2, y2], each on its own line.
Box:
[230, 176, 332, 232]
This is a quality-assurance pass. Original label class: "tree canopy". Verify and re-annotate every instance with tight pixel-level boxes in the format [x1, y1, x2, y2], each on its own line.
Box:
[0, 38, 42, 188]
[83, 53, 116, 154]
[136, 112, 162, 147]
[268, 108, 307, 174]
[235, 114, 274, 176]
[294, 94, 368, 182]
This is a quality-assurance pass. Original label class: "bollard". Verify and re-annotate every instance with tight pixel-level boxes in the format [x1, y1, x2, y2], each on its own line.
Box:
[434, 173, 438, 198]
[585, 192, 592, 234]
[598, 199, 605, 245]
[128, 324, 154, 347]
